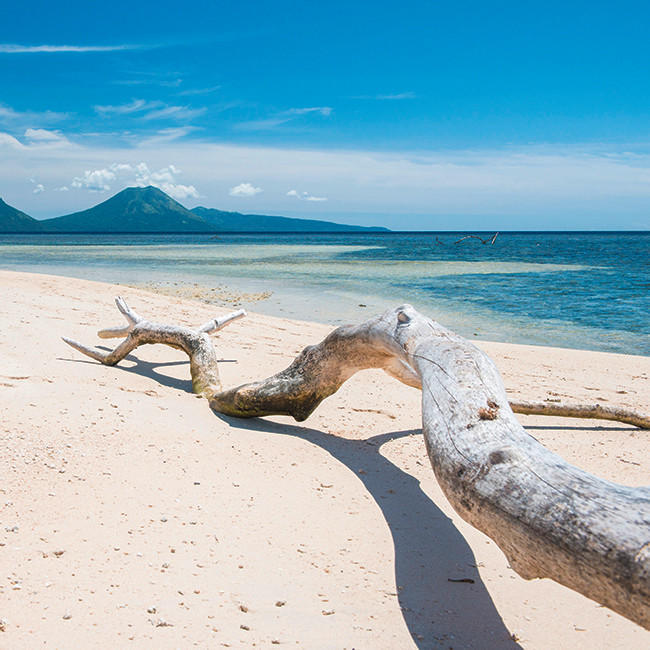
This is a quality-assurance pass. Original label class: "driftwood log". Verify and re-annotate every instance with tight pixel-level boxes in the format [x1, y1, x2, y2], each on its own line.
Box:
[64, 299, 650, 630]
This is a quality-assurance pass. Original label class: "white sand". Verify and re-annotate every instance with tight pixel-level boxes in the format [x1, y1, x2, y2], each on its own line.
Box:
[0, 270, 648, 648]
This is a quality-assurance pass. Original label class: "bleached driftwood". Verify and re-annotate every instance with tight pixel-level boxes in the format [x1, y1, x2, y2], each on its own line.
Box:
[64, 299, 650, 629]
[63, 296, 245, 396]
[509, 400, 650, 430]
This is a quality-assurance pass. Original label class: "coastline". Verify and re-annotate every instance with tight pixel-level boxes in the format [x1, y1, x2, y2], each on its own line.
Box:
[1, 269, 648, 648]
[1, 231, 648, 357]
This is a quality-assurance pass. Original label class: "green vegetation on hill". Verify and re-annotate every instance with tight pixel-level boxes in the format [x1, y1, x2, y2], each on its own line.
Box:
[39, 186, 211, 232]
[191, 206, 388, 232]
[0, 198, 43, 232]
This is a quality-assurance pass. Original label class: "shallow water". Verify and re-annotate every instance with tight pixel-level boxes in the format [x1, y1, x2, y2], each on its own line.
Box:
[1, 231, 648, 355]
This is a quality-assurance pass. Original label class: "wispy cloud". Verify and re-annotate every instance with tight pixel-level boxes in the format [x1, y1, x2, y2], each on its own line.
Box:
[0, 103, 69, 124]
[235, 106, 332, 131]
[286, 106, 332, 116]
[229, 182, 263, 197]
[178, 85, 221, 96]
[137, 127, 200, 146]
[24, 128, 71, 145]
[115, 78, 183, 88]
[95, 99, 205, 122]
[141, 105, 206, 121]
[0, 127, 74, 151]
[94, 99, 161, 115]
[0, 132, 25, 149]
[0, 43, 144, 54]
[354, 91, 417, 100]
[234, 117, 289, 131]
[377, 92, 416, 100]
[287, 189, 327, 202]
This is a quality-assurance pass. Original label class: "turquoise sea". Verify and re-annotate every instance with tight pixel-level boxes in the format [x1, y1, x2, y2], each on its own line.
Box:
[0, 232, 648, 356]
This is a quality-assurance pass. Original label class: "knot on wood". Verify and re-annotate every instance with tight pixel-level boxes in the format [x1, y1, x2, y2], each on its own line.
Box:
[488, 450, 510, 466]
[397, 310, 411, 324]
[478, 400, 500, 420]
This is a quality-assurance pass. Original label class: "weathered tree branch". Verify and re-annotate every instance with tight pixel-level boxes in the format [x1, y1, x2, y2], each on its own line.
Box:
[510, 400, 650, 429]
[63, 297, 245, 396]
[64, 301, 650, 629]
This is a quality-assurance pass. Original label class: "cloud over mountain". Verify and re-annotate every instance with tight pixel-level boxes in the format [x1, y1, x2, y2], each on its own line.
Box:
[66, 162, 198, 198]
[229, 182, 263, 197]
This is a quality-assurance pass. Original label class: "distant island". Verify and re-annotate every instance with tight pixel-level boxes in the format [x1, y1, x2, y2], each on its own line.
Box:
[0, 186, 389, 233]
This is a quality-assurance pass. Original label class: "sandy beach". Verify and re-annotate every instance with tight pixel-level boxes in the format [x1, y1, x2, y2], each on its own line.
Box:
[1, 269, 648, 649]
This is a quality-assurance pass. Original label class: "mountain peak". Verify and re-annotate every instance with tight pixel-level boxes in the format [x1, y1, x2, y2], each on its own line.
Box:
[40, 185, 210, 233]
[0, 197, 42, 232]
[120, 185, 163, 194]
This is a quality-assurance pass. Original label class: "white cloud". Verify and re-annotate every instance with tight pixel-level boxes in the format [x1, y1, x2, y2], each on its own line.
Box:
[0, 131, 25, 149]
[24, 128, 71, 146]
[230, 182, 263, 197]
[0, 44, 142, 54]
[157, 183, 199, 199]
[71, 168, 116, 191]
[30, 179, 45, 194]
[133, 162, 199, 199]
[25, 128, 63, 141]
[110, 163, 134, 173]
[287, 189, 327, 202]
[67, 161, 199, 199]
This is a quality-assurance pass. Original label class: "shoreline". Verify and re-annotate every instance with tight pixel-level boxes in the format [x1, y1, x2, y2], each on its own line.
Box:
[1, 230, 648, 357]
[1, 264, 648, 358]
[1, 270, 648, 648]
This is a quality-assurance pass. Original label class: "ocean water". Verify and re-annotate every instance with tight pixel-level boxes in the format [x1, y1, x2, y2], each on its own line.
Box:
[0, 231, 648, 356]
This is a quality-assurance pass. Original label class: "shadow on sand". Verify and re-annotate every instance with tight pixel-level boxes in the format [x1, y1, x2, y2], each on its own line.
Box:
[62, 352, 520, 649]
[61, 350, 237, 394]
[215, 414, 520, 649]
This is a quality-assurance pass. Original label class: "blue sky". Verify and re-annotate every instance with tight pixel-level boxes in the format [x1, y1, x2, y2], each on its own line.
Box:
[1, 0, 649, 229]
